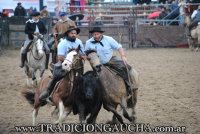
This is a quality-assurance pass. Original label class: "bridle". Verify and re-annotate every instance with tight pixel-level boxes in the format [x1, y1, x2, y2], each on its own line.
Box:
[31, 37, 44, 60]
[65, 54, 84, 71]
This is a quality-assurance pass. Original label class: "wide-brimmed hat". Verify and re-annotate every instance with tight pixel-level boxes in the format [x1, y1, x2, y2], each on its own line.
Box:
[31, 12, 40, 17]
[89, 27, 104, 33]
[65, 26, 80, 35]
[17, 2, 21, 6]
[58, 12, 68, 16]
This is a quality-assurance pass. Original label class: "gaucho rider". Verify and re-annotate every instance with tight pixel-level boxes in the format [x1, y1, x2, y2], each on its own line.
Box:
[51, 12, 76, 64]
[39, 26, 85, 100]
[187, 5, 200, 37]
[85, 27, 139, 92]
[19, 12, 50, 69]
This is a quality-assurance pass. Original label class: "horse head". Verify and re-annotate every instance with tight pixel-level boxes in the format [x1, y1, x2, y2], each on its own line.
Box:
[85, 50, 101, 72]
[33, 34, 44, 57]
[62, 45, 82, 72]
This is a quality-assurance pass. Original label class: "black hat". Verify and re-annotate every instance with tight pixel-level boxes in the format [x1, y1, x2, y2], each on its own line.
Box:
[65, 26, 80, 35]
[89, 27, 104, 33]
[31, 12, 40, 17]
[17, 2, 21, 6]
[43, 6, 47, 9]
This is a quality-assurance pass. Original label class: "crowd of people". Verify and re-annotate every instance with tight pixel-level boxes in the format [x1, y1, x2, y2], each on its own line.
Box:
[133, 0, 199, 5]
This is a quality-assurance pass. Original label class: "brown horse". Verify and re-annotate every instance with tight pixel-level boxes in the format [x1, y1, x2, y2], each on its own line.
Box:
[21, 47, 83, 125]
[185, 15, 200, 51]
[86, 50, 139, 124]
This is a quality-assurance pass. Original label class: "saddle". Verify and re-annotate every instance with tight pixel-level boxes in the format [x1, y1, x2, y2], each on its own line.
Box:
[104, 63, 132, 95]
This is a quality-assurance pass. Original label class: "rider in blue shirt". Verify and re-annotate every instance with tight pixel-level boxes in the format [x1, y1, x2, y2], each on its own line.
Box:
[85, 27, 139, 92]
[39, 26, 85, 100]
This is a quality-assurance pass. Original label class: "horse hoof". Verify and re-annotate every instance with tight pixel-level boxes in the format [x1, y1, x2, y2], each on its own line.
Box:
[131, 116, 136, 123]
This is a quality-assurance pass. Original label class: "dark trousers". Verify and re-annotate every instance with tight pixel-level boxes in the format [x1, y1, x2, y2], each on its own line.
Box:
[188, 20, 198, 31]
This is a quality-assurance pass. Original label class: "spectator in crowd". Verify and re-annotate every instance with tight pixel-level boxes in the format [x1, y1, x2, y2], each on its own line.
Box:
[159, 7, 168, 19]
[123, 16, 129, 25]
[27, 7, 34, 17]
[40, 6, 50, 18]
[178, 0, 186, 26]
[138, 0, 151, 4]
[167, 0, 173, 4]
[1, 9, 9, 17]
[95, 17, 104, 26]
[169, 0, 180, 19]
[159, 0, 167, 4]
[14, 2, 27, 16]
[132, 0, 138, 5]
[33, 7, 37, 12]
[52, 17, 59, 26]
[54, 6, 60, 17]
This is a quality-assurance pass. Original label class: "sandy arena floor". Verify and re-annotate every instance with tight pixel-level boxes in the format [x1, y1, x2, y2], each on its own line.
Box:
[0, 48, 200, 134]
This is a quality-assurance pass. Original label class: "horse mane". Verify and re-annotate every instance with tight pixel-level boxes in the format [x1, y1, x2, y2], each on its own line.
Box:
[85, 50, 97, 56]
[68, 48, 77, 53]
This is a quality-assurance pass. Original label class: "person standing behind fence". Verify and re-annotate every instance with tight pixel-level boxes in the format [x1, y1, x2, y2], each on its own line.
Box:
[40, 6, 50, 18]
[14, 2, 27, 16]
[179, 0, 186, 26]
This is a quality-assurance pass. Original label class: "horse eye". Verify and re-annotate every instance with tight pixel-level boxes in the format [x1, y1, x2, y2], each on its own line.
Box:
[65, 63, 67, 66]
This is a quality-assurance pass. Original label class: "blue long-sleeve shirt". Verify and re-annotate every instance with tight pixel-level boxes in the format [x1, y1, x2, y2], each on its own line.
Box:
[85, 35, 122, 64]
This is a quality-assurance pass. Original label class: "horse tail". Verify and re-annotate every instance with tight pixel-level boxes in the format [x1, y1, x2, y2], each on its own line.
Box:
[21, 88, 35, 106]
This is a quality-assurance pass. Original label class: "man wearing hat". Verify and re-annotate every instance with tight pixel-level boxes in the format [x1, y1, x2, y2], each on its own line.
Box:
[39, 26, 85, 101]
[20, 12, 50, 69]
[187, 5, 200, 37]
[40, 6, 50, 18]
[85, 27, 139, 92]
[14, 2, 27, 16]
[51, 12, 76, 64]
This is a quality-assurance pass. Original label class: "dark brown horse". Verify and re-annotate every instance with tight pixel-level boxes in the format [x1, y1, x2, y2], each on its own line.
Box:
[86, 50, 139, 124]
[21, 47, 83, 125]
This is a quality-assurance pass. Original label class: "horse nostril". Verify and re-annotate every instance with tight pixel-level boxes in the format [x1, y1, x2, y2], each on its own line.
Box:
[65, 64, 67, 66]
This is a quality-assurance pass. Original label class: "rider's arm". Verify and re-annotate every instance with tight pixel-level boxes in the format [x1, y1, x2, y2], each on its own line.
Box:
[57, 56, 65, 62]
[191, 10, 197, 20]
[118, 47, 128, 65]
[57, 40, 66, 62]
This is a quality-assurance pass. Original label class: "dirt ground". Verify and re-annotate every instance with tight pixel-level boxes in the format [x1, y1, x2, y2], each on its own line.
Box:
[0, 48, 200, 134]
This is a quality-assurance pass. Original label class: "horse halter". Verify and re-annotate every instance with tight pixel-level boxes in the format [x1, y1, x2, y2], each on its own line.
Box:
[64, 54, 83, 71]
[31, 35, 45, 60]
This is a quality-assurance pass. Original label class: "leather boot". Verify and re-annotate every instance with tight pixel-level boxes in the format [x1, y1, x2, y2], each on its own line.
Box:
[39, 79, 55, 101]
[19, 53, 26, 68]
[45, 54, 50, 69]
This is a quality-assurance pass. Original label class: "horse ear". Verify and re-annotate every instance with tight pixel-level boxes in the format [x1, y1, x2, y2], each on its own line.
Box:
[76, 45, 81, 52]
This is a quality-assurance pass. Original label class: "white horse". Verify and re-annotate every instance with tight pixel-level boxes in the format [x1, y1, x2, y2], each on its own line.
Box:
[185, 15, 200, 51]
[24, 34, 46, 87]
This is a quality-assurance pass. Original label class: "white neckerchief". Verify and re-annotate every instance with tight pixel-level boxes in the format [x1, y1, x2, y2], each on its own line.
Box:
[26, 19, 39, 23]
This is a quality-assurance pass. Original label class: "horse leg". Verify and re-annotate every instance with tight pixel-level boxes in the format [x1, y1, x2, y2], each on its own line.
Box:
[55, 101, 64, 124]
[198, 35, 200, 51]
[130, 90, 137, 122]
[103, 103, 125, 125]
[120, 97, 135, 122]
[55, 101, 71, 124]
[86, 102, 102, 124]
[32, 107, 39, 125]
[51, 106, 59, 118]
[78, 103, 86, 123]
